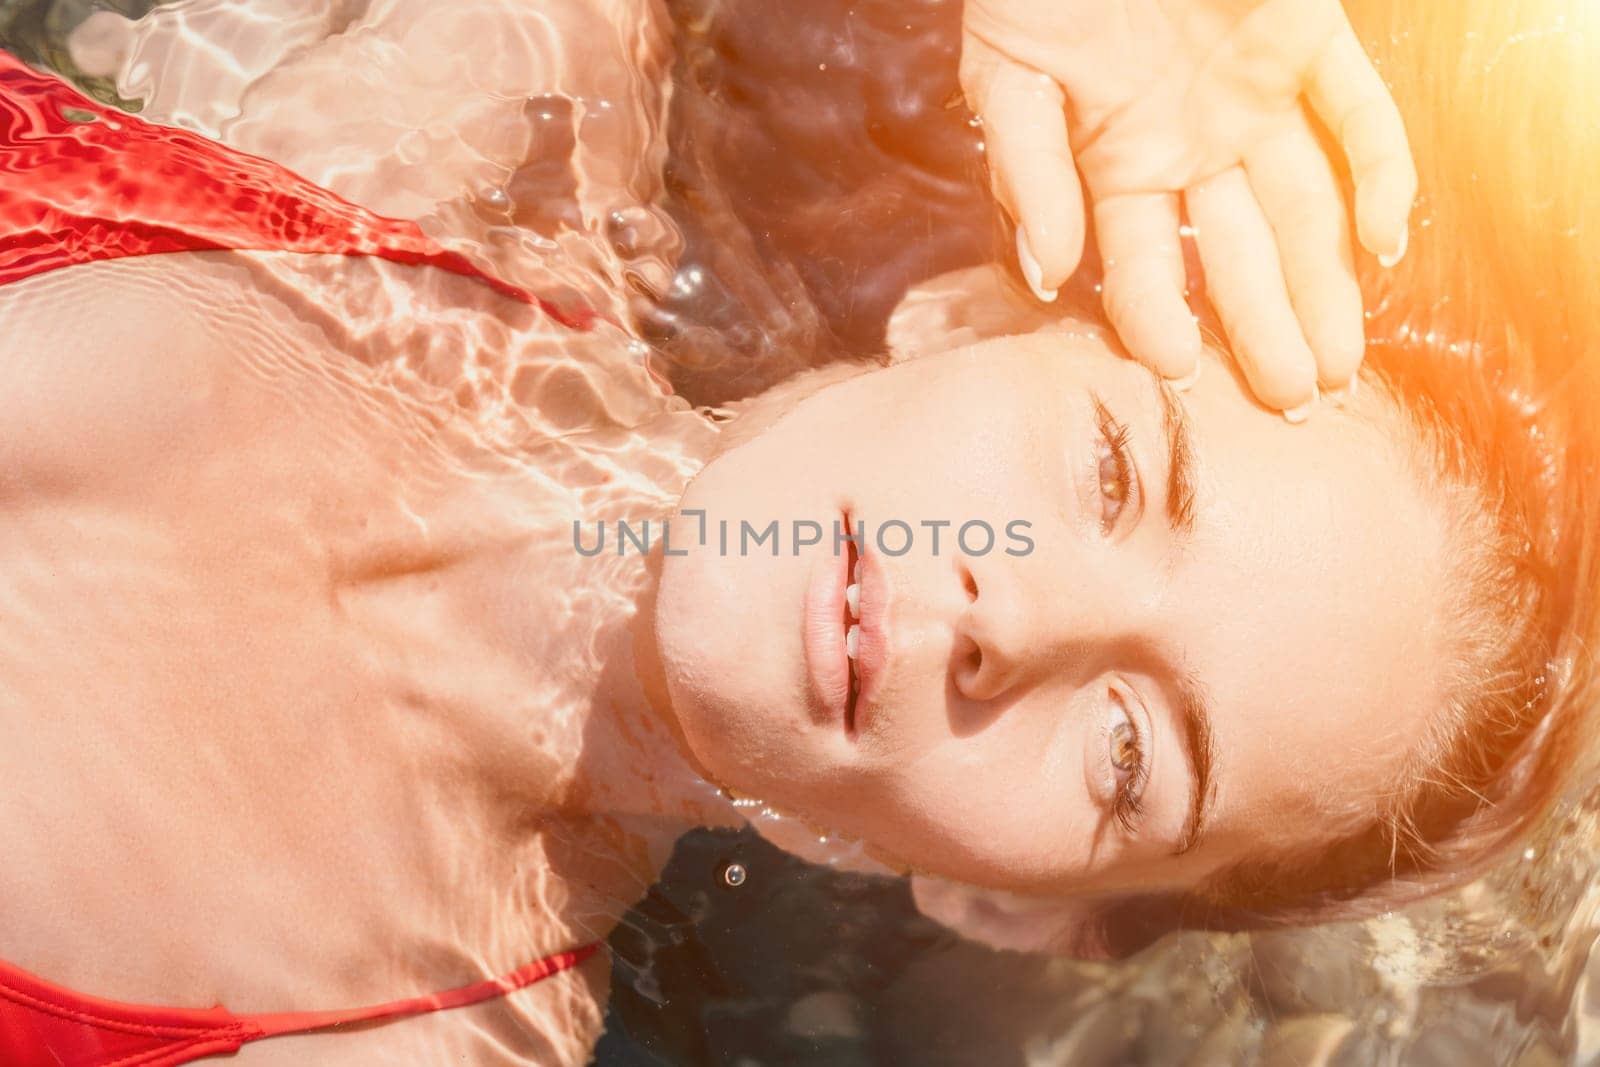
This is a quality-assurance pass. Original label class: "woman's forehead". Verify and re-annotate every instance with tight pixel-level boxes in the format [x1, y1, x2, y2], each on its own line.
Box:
[1164, 369, 1446, 852]
[902, 332, 1448, 864]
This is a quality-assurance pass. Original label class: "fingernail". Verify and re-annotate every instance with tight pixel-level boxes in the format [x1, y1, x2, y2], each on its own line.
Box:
[1017, 230, 1058, 303]
[1325, 375, 1360, 405]
[1378, 227, 1408, 269]
[1166, 363, 1202, 392]
[1282, 387, 1320, 425]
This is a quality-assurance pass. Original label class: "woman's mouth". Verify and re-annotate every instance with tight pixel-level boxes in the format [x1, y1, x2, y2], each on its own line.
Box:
[843, 534, 861, 731]
[802, 509, 881, 737]
[848, 529, 887, 732]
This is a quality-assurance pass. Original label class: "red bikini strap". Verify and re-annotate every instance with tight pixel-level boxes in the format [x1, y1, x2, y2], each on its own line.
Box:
[236, 944, 602, 1040]
[0, 943, 600, 1066]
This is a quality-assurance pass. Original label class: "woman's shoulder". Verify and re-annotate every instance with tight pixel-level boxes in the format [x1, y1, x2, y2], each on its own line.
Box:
[0, 249, 445, 496]
[0, 254, 245, 496]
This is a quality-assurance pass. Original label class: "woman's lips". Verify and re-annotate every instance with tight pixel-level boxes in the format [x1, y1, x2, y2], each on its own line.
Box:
[802, 520, 854, 731]
[851, 545, 887, 729]
[801, 512, 888, 738]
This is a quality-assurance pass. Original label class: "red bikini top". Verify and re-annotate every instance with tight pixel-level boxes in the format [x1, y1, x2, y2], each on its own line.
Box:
[0, 49, 604, 1066]
[0, 48, 593, 328]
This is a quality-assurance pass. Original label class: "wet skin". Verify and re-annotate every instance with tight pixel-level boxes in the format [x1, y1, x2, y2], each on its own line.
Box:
[656, 328, 1446, 895]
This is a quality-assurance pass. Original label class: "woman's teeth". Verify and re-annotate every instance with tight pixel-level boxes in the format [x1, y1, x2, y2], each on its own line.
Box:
[845, 581, 861, 659]
[846, 553, 862, 666]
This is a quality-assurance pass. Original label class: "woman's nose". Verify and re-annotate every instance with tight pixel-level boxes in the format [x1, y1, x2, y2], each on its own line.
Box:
[951, 556, 1069, 703]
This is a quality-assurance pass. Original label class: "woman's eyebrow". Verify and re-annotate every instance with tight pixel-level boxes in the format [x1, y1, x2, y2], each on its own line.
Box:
[1153, 379, 1198, 537]
[1171, 669, 1218, 857]
[1145, 382, 1211, 853]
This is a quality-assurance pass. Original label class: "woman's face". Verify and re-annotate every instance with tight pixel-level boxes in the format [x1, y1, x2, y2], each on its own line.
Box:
[654, 328, 1446, 895]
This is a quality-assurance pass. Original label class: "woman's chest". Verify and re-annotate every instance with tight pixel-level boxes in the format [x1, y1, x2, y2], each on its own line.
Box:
[0, 465, 414, 950]
[0, 500, 618, 1067]
[0, 398, 450, 765]
[0, 418, 593, 997]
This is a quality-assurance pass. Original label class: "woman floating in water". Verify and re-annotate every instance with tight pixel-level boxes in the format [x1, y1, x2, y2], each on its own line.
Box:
[0, 0, 1593, 1063]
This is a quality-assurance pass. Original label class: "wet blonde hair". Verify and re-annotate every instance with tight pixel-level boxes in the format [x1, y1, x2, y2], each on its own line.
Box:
[1086, 0, 1600, 956]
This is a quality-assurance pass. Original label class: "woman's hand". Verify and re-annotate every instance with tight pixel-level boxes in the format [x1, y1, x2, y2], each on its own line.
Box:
[960, 0, 1417, 417]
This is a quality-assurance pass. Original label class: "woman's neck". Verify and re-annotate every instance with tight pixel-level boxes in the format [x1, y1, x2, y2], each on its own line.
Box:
[431, 411, 743, 854]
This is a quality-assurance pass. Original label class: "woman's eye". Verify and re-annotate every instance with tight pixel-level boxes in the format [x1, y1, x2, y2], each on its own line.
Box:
[1097, 444, 1130, 527]
[1110, 718, 1140, 775]
[1093, 403, 1135, 533]
[1107, 692, 1149, 832]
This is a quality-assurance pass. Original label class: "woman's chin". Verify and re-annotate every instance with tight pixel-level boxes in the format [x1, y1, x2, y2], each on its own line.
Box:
[736, 798, 902, 877]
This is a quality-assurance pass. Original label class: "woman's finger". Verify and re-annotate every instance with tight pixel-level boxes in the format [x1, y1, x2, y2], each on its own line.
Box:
[963, 41, 1085, 297]
[1094, 192, 1201, 383]
[1186, 167, 1320, 418]
[1306, 21, 1418, 265]
[1244, 116, 1365, 389]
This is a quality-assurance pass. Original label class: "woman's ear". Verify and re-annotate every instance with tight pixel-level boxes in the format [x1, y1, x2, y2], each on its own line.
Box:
[909, 874, 1119, 960]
